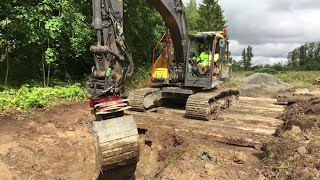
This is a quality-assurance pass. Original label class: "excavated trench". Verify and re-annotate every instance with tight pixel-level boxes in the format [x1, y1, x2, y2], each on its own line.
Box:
[0, 95, 285, 179]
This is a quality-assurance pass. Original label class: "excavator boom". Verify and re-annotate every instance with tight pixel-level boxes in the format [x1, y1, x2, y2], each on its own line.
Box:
[85, 1, 189, 178]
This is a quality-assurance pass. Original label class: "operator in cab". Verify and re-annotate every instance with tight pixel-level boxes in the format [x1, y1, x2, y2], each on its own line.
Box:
[197, 46, 219, 75]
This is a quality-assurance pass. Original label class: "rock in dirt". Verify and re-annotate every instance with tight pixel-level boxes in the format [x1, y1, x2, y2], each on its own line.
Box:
[291, 125, 302, 134]
[232, 153, 247, 164]
[258, 174, 268, 180]
[294, 88, 310, 95]
[297, 146, 307, 156]
[204, 162, 215, 170]
[199, 151, 213, 161]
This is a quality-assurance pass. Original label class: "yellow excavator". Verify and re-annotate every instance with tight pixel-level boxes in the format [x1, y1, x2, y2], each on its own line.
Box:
[84, 0, 239, 178]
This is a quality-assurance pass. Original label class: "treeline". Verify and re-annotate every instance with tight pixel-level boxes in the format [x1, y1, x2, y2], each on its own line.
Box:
[0, 0, 226, 87]
[185, 0, 226, 34]
[233, 42, 320, 72]
[0, 0, 164, 87]
[287, 42, 320, 70]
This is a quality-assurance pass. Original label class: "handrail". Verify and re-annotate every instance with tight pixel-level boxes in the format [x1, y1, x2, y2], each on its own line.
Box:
[211, 37, 217, 81]
[151, 32, 167, 81]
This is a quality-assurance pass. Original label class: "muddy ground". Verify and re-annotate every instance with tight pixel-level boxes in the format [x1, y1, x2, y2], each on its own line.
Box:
[1, 89, 320, 179]
[0, 101, 264, 180]
[260, 95, 320, 180]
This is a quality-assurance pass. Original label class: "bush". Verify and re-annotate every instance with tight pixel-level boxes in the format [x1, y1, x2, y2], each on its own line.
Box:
[254, 68, 278, 75]
[0, 83, 86, 111]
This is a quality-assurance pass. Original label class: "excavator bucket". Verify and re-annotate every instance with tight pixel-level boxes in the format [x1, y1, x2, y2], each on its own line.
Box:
[89, 115, 139, 175]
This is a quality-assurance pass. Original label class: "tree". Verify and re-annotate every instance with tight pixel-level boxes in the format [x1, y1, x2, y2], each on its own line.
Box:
[241, 49, 247, 70]
[298, 45, 307, 66]
[0, 0, 166, 87]
[246, 45, 253, 70]
[123, 0, 165, 67]
[232, 59, 243, 71]
[0, 0, 94, 86]
[198, 0, 227, 32]
[185, 0, 200, 34]
[241, 46, 253, 71]
[287, 42, 320, 70]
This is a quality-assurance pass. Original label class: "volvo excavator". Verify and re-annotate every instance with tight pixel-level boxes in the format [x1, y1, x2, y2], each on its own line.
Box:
[84, 0, 239, 178]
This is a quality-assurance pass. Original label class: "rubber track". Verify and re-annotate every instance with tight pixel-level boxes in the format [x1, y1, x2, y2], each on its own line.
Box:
[128, 87, 161, 111]
[185, 88, 240, 120]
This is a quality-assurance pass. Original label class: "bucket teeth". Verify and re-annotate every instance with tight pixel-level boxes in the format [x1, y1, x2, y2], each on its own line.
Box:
[89, 115, 139, 171]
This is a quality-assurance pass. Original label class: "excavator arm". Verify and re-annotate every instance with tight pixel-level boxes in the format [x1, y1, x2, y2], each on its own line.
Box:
[85, 0, 134, 99]
[85, 0, 188, 98]
[85, 1, 189, 178]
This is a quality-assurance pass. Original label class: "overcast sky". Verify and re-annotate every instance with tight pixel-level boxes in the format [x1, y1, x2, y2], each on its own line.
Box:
[182, 0, 320, 65]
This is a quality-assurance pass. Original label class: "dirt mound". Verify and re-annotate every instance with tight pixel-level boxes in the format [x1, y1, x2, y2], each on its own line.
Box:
[0, 102, 97, 180]
[260, 96, 320, 180]
[236, 73, 292, 98]
[244, 73, 291, 88]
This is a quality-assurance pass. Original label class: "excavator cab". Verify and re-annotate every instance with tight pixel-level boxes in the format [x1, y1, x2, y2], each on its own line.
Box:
[185, 31, 231, 88]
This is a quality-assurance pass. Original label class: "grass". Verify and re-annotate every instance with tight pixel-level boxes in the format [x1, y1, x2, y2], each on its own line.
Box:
[155, 150, 185, 178]
[222, 79, 243, 87]
[232, 71, 255, 77]
[17, 116, 25, 121]
[273, 162, 293, 171]
[274, 71, 320, 90]
[233, 71, 320, 90]
[262, 152, 275, 162]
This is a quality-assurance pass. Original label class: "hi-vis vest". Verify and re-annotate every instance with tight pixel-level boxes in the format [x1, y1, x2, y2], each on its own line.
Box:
[197, 52, 219, 66]
[197, 52, 212, 66]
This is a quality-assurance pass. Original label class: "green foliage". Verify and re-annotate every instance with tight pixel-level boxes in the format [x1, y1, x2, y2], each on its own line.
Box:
[231, 59, 243, 71]
[155, 150, 185, 178]
[254, 68, 278, 75]
[227, 79, 242, 87]
[198, 0, 226, 32]
[273, 162, 293, 171]
[241, 45, 254, 71]
[274, 71, 320, 89]
[125, 66, 152, 92]
[17, 116, 25, 121]
[185, 0, 200, 34]
[232, 71, 255, 77]
[123, 0, 165, 68]
[0, 0, 94, 85]
[0, 83, 85, 111]
[288, 42, 320, 68]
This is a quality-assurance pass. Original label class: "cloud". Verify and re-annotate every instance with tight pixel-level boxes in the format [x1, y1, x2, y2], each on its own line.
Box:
[267, 0, 320, 11]
[229, 40, 302, 57]
[182, 0, 320, 65]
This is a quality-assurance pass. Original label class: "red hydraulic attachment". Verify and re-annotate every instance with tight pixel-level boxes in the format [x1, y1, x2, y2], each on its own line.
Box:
[89, 96, 124, 112]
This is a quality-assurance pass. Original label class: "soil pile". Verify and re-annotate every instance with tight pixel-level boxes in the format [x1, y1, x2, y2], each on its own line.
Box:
[243, 73, 291, 88]
[236, 73, 292, 98]
[259, 95, 320, 179]
[0, 102, 97, 180]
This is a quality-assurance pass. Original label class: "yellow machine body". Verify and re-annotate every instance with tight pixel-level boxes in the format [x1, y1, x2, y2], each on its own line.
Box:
[152, 53, 174, 79]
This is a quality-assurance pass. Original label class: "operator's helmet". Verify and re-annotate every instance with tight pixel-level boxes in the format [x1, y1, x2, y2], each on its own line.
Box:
[204, 46, 209, 50]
